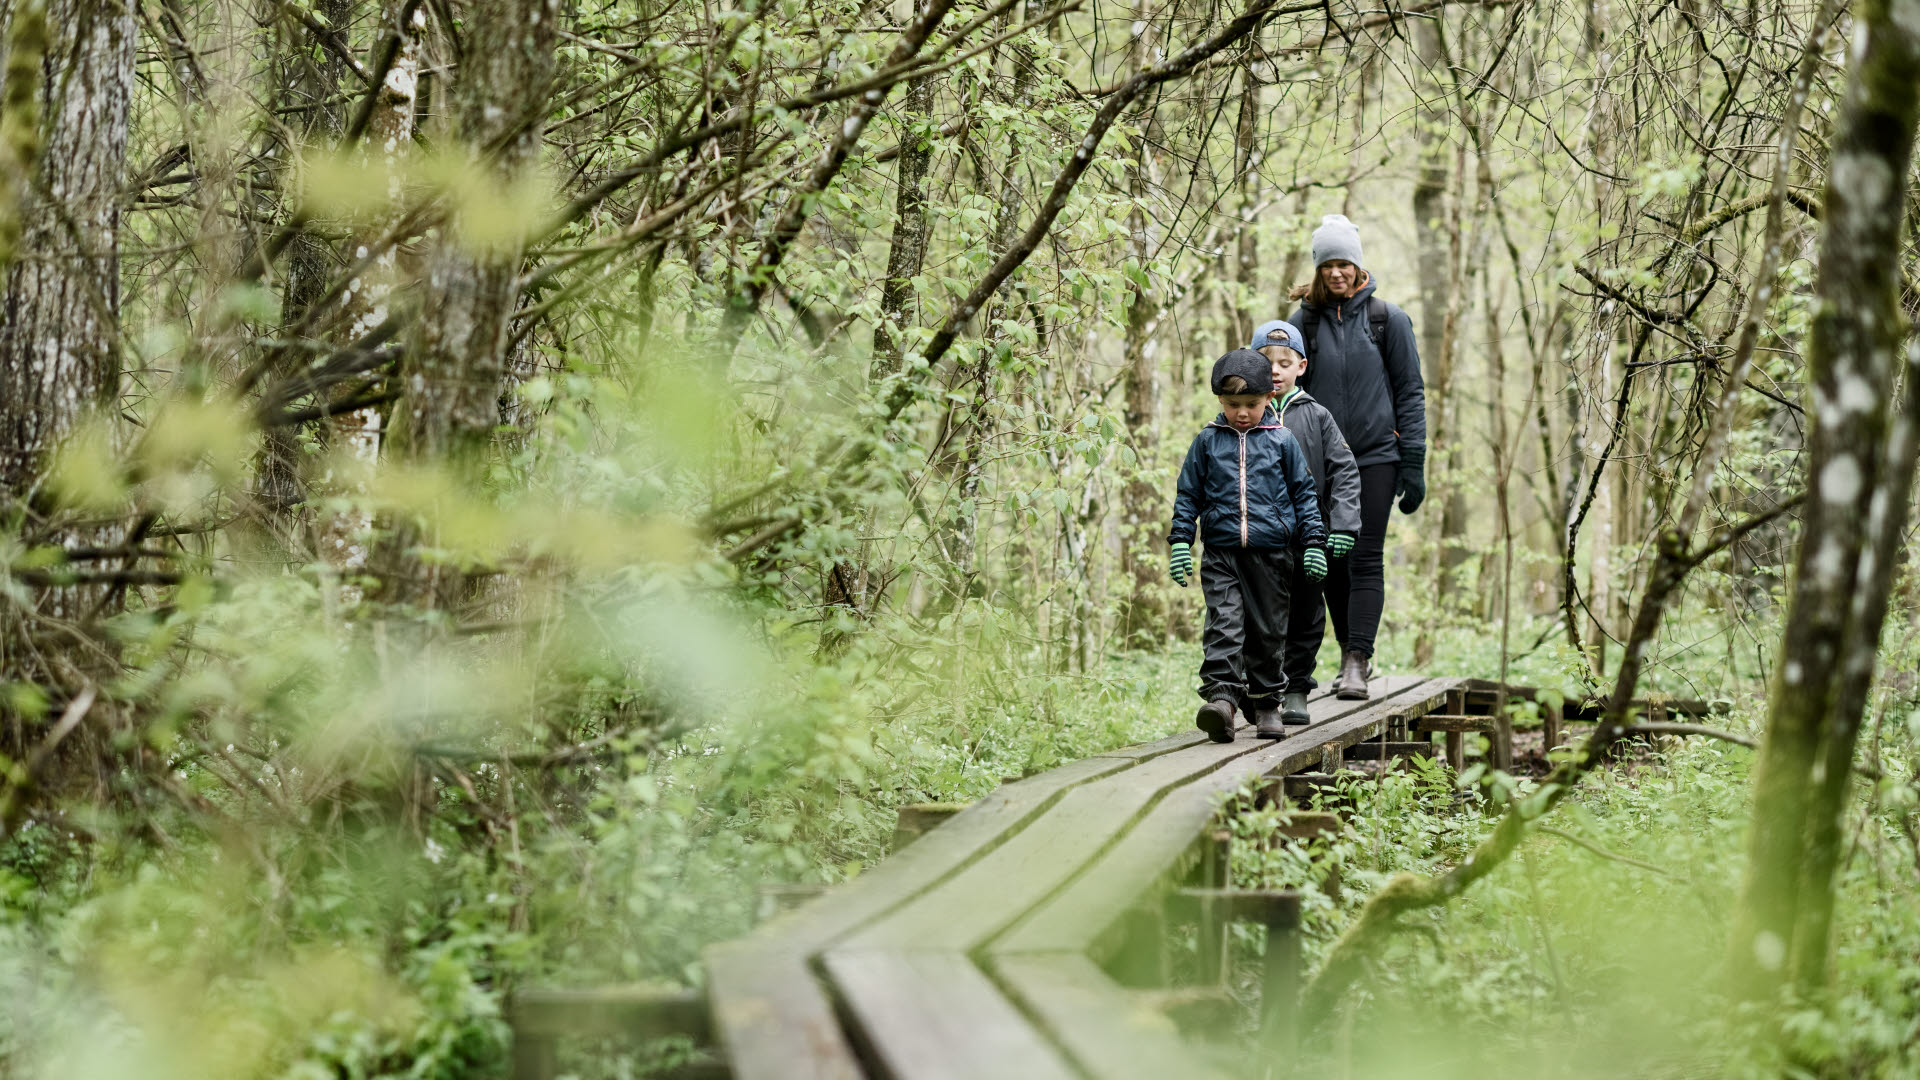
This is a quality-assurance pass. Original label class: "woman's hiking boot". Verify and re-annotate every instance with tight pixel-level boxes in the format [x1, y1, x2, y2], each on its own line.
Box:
[1282, 690, 1312, 725]
[1335, 650, 1371, 700]
[1253, 701, 1285, 739]
[1195, 698, 1237, 743]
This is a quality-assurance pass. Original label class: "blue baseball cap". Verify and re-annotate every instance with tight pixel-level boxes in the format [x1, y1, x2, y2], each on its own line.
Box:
[1250, 319, 1306, 356]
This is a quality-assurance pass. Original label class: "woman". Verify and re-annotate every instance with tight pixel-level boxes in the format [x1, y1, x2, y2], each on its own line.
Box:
[1287, 214, 1426, 700]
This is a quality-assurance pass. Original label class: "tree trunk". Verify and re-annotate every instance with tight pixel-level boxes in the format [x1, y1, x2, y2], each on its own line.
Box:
[1729, 0, 1920, 998]
[321, 0, 423, 585]
[0, 0, 133, 505]
[0, 0, 132, 789]
[1117, 2, 1163, 648]
[937, 0, 1039, 605]
[1229, 60, 1258, 346]
[871, 72, 935, 376]
[385, 0, 557, 607]
[1410, 20, 1450, 393]
[258, 0, 357, 538]
[0, 0, 48, 274]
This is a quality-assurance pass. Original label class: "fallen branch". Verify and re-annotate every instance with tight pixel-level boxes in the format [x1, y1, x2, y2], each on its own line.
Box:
[1624, 721, 1757, 749]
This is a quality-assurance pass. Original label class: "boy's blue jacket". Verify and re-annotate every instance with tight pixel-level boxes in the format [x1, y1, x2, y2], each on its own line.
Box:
[1169, 409, 1327, 550]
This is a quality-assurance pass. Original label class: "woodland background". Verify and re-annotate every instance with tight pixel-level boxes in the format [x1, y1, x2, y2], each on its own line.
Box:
[2, 0, 1920, 1074]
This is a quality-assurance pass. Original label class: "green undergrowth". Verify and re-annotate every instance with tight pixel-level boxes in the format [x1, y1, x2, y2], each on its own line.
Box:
[1225, 710, 1920, 1079]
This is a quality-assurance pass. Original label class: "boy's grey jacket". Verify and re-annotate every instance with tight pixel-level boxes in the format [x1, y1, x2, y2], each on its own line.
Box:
[1275, 388, 1361, 536]
[1289, 275, 1427, 469]
[1169, 408, 1327, 551]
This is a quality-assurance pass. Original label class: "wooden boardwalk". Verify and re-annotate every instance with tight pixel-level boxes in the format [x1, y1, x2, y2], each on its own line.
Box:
[508, 677, 1733, 1078]
[703, 674, 1468, 1080]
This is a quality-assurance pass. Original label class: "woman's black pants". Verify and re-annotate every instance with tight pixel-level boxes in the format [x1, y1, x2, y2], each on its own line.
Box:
[1283, 462, 1396, 689]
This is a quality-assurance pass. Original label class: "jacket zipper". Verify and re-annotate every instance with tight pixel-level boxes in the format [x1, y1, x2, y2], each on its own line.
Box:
[1237, 428, 1249, 547]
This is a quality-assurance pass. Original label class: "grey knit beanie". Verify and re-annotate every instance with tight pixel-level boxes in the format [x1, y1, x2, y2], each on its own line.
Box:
[1311, 214, 1363, 269]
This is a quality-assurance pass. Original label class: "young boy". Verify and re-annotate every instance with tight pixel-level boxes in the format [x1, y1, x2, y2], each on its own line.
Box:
[1251, 320, 1361, 724]
[1169, 349, 1329, 742]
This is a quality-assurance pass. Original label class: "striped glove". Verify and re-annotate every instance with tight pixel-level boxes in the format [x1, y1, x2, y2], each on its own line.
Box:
[1302, 547, 1328, 582]
[1328, 532, 1355, 558]
[1169, 543, 1193, 587]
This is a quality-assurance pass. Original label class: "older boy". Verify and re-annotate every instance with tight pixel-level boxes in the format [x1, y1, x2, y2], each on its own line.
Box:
[1169, 350, 1328, 742]
[1251, 320, 1361, 723]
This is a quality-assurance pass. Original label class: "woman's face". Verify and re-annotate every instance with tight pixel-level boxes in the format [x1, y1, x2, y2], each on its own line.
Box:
[1320, 260, 1359, 298]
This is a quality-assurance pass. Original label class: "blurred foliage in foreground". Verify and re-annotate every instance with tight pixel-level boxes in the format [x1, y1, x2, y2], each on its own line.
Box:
[4, 344, 1918, 1077]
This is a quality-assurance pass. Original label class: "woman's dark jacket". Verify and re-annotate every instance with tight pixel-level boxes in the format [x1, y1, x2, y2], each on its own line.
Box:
[1289, 276, 1427, 470]
[1169, 410, 1327, 551]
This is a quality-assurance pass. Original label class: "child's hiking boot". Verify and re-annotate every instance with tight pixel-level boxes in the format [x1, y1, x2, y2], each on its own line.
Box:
[1282, 690, 1312, 725]
[1253, 702, 1285, 739]
[1335, 649, 1371, 700]
[1195, 698, 1236, 743]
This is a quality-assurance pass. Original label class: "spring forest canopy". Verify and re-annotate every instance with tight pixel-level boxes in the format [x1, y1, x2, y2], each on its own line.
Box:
[3, 0, 1920, 1074]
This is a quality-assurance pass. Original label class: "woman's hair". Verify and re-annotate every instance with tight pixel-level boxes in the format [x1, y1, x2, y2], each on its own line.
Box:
[1219, 375, 1252, 394]
[1290, 266, 1371, 307]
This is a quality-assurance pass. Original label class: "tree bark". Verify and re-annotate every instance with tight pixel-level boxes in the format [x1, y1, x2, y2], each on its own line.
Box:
[936, 0, 1037, 604]
[258, 0, 357, 534]
[870, 72, 936, 376]
[385, 0, 557, 606]
[1728, 0, 1920, 997]
[322, 0, 423, 583]
[0, 0, 133, 505]
[1117, 3, 1163, 648]
[1229, 59, 1259, 346]
[0, 0, 47, 274]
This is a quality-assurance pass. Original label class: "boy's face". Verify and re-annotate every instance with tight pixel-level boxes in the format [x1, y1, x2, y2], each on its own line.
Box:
[1263, 346, 1307, 395]
[1217, 393, 1268, 431]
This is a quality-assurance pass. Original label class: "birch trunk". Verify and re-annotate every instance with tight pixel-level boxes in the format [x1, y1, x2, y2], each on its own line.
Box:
[1117, 5, 1162, 648]
[0, 0, 133, 503]
[1729, 0, 1920, 997]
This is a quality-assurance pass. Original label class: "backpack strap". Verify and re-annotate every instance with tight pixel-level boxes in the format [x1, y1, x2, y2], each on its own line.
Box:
[1301, 298, 1389, 352]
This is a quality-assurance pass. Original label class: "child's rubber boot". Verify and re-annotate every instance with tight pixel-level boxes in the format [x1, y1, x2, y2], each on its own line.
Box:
[1282, 690, 1312, 725]
[1195, 698, 1236, 743]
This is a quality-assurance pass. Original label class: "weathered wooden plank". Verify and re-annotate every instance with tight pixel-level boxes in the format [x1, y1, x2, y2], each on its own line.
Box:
[510, 985, 710, 1040]
[704, 944, 862, 1080]
[1166, 888, 1303, 926]
[1346, 741, 1440, 760]
[992, 677, 1452, 959]
[891, 802, 968, 851]
[989, 953, 1235, 1080]
[841, 682, 1410, 955]
[822, 950, 1078, 1080]
[706, 753, 1138, 1080]
[1412, 714, 1497, 733]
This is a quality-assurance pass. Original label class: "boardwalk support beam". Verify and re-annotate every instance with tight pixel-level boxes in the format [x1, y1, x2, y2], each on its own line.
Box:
[1169, 889, 1302, 1051]
[509, 986, 718, 1080]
